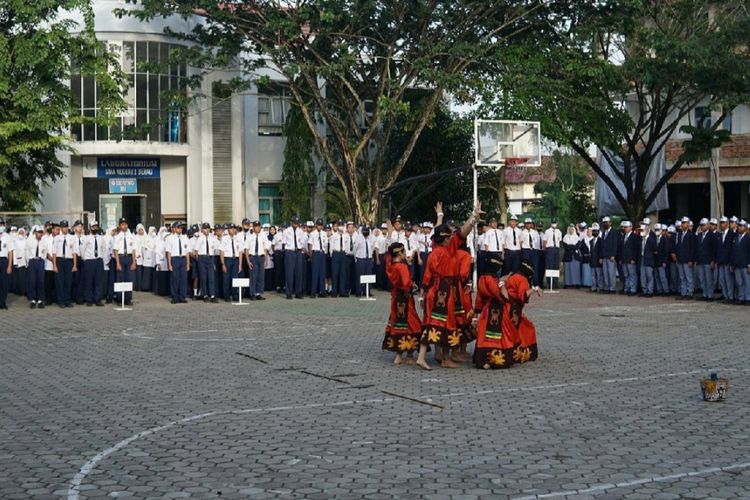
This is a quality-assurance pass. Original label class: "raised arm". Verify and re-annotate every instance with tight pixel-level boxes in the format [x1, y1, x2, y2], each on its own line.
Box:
[460, 201, 483, 239]
[435, 201, 444, 226]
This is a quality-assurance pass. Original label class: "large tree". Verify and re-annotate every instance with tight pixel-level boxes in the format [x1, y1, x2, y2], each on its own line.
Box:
[478, 0, 750, 222]
[127, 0, 547, 223]
[0, 1, 122, 210]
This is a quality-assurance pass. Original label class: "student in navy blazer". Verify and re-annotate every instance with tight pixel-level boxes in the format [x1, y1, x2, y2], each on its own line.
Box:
[600, 217, 620, 293]
[695, 218, 718, 300]
[730, 220, 750, 304]
[716, 216, 735, 302]
[654, 224, 671, 295]
[675, 217, 695, 299]
[619, 221, 640, 295]
[639, 222, 658, 297]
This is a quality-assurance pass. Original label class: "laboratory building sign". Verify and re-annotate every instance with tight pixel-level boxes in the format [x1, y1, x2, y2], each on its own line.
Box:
[97, 158, 161, 178]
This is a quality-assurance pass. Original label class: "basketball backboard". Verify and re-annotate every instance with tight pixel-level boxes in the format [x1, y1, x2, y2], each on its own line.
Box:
[474, 120, 541, 168]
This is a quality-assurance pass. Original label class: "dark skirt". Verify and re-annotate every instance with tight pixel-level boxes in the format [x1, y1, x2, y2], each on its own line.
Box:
[140, 266, 153, 292]
[11, 267, 27, 295]
[154, 270, 170, 296]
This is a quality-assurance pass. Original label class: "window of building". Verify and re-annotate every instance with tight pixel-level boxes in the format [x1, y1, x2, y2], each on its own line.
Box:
[694, 106, 732, 132]
[258, 184, 282, 224]
[70, 40, 188, 143]
[258, 85, 291, 136]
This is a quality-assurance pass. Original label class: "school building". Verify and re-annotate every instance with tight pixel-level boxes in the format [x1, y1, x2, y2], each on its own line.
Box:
[40, 0, 324, 229]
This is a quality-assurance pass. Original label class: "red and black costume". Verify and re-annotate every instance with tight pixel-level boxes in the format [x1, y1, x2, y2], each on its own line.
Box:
[383, 260, 422, 353]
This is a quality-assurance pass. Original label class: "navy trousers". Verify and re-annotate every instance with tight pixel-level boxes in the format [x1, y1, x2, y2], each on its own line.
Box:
[503, 250, 521, 275]
[331, 252, 347, 296]
[250, 255, 265, 296]
[73, 256, 84, 303]
[310, 251, 326, 295]
[116, 255, 133, 302]
[222, 257, 239, 300]
[284, 250, 304, 296]
[27, 259, 45, 302]
[82, 258, 104, 304]
[55, 258, 74, 306]
[214, 256, 224, 298]
[355, 257, 373, 296]
[170, 256, 188, 301]
[198, 255, 216, 298]
[273, 250, 285, 290]
[0, 257, 8, 307]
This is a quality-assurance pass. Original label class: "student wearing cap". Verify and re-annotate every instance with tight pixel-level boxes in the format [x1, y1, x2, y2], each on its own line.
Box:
[619, 221, 640, 295]
[194, 223, 218, 302]
[112, 218, 136, 305]
[653, 224, 671, 296]
[27, 226, 52, 308]
[484, 217, 504, 275]
[308, 219, 328, 298]
[666, 225, 680, 294]
[271, 223, 286, 293]
[353, 225, 375, 297]
[329, 220, 350, 297]
[80, 221, 106, 306]
[262, 224, 275, 293]
[43, 222, 57, 305]
[729, 220, 749, 304]
[716, 216, 735, 303]
[0, 219, 12, 309]
[373, 226, 387, 291]
[502, 215, 523, 275]
[245, 221, 269, 300]
[600, 216, 619, 293]
[220, 224, 242, 301]
[562, 224, 581, 288]
[166, 222, 190, 303]
[638, 220, 657, 297]
[210, 225, 223, 299]
[71, 220, 85, 304]
[103, 225, 116, 303]
[51, 220, 79, 308]
[345, 222, 359, 295]
[283, 216, 308, 299]
[589, 223, 603, 292]
[674, 217, 695, 299]
[543, 218, 563, 287]
[695, 218, 718, 301]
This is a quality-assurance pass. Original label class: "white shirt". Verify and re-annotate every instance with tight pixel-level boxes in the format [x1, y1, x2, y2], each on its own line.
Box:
[13, 234, 26, 267]
[113, 231, 136, 255]
[272, 232, 285, 251]
[165, 234, 190, 257]
[483, 228, 504, 252]
[308, 229, 328, 252]
[329, 231, 350, 253]
[375, 234, 388, 254]
[544, 227, 562, 248]
[283, 226, 308, 251]
[503, 226, 523, 251]
[417, 232, 432, 253]
[80, 234, 105, 260]
[387, 230, 407, 245]
[0, 233, 11, 258]
[404, 233, 418, 256]
[353, 233, 375, 259]
[244, 232, 269, 256]
[26, 236, 51, 262]
[220, 234, 242, 258]
[51, 233, 78, 258]
[194, 233, 217, 256]
[521, 229, 541, 250]
[343, 232, 357, 256]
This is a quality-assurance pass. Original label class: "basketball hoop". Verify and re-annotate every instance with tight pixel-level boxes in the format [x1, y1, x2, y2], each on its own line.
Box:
[504, 157, 530, 167]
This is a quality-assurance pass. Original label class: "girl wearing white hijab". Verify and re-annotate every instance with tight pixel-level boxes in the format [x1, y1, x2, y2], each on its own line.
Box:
[578, 223, 593, 287]
[140, 226, 156, 292]
[562, 224, 582, 288]
[12, 227, 27, 295]
[133, 223, 146, 291]
[153, 226, 171, 296]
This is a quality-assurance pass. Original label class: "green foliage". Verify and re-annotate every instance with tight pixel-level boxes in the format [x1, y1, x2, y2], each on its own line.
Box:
[280, 103, 317, 221]
[530, 151, 596, 228]
[0, 0, 124, 210]
[479, 0, 750, 222]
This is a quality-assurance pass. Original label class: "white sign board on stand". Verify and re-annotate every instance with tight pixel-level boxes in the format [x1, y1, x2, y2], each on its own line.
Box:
[360, 275, 377, 301]
[545, 270, 560, 294]
[232, 278, 250, 305]
[114, 282, 133, 310]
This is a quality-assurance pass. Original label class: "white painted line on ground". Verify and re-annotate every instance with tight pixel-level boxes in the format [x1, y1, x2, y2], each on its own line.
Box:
[420, 367, 749, 401]
[512, 461, 750, 499]
[67, 397, 397, 500]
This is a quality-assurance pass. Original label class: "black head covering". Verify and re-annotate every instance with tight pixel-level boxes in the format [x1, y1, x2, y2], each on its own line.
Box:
[431, 224, 452, 245]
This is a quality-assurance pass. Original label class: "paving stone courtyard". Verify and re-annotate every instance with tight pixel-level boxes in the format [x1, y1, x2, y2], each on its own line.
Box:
[0, 289, 748, 499]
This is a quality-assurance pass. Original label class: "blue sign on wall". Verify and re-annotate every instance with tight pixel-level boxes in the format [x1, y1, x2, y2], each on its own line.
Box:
[109, 178, 138, 194]
[97, 158, 160, 178]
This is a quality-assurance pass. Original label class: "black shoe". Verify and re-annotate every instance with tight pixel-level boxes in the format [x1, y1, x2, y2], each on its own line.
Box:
[675, 296, 684, 300]
[309, 294, 316, 299]
[683, 295, 693, 300]
[76, 301, 84, 305]
[171, 299, 178, 304]
[211, 297, 219, 303]
[125, 301, 133, 306]
[341, 294, 349, 298]
[38, 303, 45, 309]
[95, 302, 104, 307]
[249, 295, 256, 301]
[179, 299, 188, 304]
[256, 295, 266, 301]
[286, 295, 293, 300]
[30, 302, 36, 309]
[66, 303, 74, 308]
[295, 295, 303, 299]
[105, 299, 112, 304]
[318, 293, 327, 298]
[86, 303, 93, 307]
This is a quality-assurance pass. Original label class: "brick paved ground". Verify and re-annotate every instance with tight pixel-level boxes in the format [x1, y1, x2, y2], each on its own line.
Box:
[0, 289, 748, 499]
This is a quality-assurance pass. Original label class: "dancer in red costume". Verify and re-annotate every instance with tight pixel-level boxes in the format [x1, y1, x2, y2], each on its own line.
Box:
[382, 242, 422, 364]
[472, 256, 517, 369]
[504, 260, 541, 363]
[417, 201, 483, 370]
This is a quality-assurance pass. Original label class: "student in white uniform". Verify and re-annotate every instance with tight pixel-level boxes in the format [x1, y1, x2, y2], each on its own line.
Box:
[502, 215, 523, 274]
[245, 221, 270, 300]
[353, 225, 376, 296]
[80, 221, 106, 306]
[26, 225, 51, 308]
[0, 219, 12, 309]
[51, 220, 78, 308]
